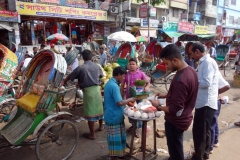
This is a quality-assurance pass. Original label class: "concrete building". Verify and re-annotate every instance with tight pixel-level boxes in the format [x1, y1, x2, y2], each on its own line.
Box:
[217, 0, 240, 42]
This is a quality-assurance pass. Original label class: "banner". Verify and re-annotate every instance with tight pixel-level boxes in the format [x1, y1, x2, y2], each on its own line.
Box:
[17, 1, 107, 21]
[178, 22, 194, 34]
[194, 25, 208, 34]
[163, 22, 178, 32]
[0, 10, 18, 22]
[139, 3, 148, 18]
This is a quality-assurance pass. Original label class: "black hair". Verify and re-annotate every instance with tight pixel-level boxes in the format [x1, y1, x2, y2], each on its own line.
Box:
[40, 44, 45, 48]
[129, 58, 138, 64]
[82, 49, 92, 61]
[33, 46, 38, 50]
[113, 66, 127, 76]
[159, 44, 182, 60]
[191, 42, 205, 53]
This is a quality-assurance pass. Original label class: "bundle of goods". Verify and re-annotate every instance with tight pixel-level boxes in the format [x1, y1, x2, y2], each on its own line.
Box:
[98, 63, 120, 89]
[64, 47, 79, 67]
[124, 100, 164, 120]
[0, 43, 18, 96]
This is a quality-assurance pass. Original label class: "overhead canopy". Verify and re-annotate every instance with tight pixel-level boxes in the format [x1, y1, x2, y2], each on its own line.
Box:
[165, 32, 185, 38]
[197, 34, 217, 38]
[0, 24, 13, 31]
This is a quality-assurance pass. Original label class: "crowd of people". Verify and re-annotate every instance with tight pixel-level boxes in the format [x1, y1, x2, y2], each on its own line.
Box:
[6, 40, 239, 160]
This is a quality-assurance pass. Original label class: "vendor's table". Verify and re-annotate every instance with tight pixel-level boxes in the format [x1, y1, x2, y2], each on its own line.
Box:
[125, 114, 158, 160]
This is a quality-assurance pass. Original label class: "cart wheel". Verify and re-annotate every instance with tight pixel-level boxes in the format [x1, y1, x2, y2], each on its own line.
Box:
[224, 61, 231, 77]
[165, 74, 175, 91]
[36, 120, 79, 160]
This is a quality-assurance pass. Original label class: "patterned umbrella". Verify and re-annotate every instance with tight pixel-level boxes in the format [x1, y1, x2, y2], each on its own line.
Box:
[46, 33, 69, 41]
[136, 36, 148, 42]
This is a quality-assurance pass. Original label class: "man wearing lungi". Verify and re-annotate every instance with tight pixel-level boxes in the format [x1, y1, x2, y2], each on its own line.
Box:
[104, 67, 135, 160]
[63, 49, 104, 140]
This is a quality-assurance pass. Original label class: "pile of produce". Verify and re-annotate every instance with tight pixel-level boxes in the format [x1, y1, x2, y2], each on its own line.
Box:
[134, 79, 146, 86]
[124, 101, 163, 119]
[98, 63, 120, 89]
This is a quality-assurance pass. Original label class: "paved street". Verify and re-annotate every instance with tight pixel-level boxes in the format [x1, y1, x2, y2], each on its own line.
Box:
[0, 69, 240, 160]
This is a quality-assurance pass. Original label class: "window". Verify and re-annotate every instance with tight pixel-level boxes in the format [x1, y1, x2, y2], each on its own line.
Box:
[127, 8, 137, 18]
[172, 8, 178, 18]
[231, 0, 236, 5]
[234, 18, 238, 25]
[229, 16, 234, 24]
[239, 18, 240, 25]
[212, 0, 217, 6]
[218, 13, 222, 22]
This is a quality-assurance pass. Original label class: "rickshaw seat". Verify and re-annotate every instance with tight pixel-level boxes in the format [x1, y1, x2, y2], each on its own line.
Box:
[156, 62, 167, 71]
[16, 92, 40, 113]
[216, 56, 225, 62]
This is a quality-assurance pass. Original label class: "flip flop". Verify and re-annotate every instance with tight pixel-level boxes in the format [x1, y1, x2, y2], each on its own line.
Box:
[83, 133, 95, 140]
[234, 122, 240, 126]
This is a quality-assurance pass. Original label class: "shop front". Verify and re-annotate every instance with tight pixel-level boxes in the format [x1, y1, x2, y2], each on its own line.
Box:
[0, 10, 19, 49]
[16, 1, 108, 45]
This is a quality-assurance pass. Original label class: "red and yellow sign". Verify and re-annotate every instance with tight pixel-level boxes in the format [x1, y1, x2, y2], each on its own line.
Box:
[0, 10, 18, 22]
[16, 1, 108, 21]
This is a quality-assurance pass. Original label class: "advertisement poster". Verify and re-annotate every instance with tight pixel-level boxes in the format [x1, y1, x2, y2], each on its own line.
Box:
[178, 22, 194, 33]
[0, 10, 18, 22]
[139, 3, 148, 18]
[194, 25, 208, 34]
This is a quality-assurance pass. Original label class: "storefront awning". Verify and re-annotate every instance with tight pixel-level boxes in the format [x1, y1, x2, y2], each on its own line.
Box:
[165, 32, 185, 38]
[197, 34, 217, 38]
[0, 24, 13, 31]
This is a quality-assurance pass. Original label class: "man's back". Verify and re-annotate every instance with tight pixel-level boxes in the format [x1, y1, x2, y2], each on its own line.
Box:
[165, 66, 198, 130]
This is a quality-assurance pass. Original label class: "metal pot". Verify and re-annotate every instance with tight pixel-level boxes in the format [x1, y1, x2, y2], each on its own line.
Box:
[76, 89, 83, 99]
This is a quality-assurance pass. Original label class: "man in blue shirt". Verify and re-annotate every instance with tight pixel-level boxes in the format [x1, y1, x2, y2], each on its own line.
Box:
[110, 41, 118, 57]
[104, 66, 135, 160]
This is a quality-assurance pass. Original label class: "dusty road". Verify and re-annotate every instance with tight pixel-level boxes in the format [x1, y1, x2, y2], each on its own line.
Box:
[0, 69, 239, 160]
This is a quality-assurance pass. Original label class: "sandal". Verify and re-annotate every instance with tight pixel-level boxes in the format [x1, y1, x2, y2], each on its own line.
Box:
[234, 122, 240, 126]
[83, 133, 96, 140]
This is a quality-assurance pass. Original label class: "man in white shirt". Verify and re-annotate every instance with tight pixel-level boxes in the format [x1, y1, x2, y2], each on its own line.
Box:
[189, 43, 219, 160]
[210, 73, 230, 154]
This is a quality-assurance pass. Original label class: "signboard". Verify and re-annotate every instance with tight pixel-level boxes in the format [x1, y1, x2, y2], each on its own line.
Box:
[63, 0, 88, 8]
[193, 12, 201, 21]
[178, 22, 194, 33]
[140, 19, 159, 28]
[194, 25, 208, 34]
[127, 17, 140, 23]
[223, 28, 234, 37]
[163, 22, 178, 32]
[140, 30, 156, 38]
[17, 2, 108, 21]
[0, 11, 18, 22]
[41, 0, 59, 4]
[139, 3, 148, 18]
[149, 7, 156, 17]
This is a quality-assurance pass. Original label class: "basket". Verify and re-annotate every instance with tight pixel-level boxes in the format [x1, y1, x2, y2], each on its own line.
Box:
[129, 87, 151, 100]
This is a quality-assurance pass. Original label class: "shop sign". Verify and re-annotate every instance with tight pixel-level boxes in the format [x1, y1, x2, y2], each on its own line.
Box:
[194, 25, 208, 34]
[149, 7, 156, 17]
[223, 28, 234, 37]
[162, 22, 178, 32]
[139, 3, 148, 18]
[41, 0, 59, 4]
[193, 12, 201, 21]
[178, 22, 194, 33]
[140, 19, 159, 28]
[126, 17, 140, 23]
[64, 0, 88, 8]
[0, 10, 18, 22]
[17, 2, 108, 21]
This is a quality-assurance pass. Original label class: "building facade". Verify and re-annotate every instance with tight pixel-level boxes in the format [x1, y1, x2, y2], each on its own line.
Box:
[217, 0, 240, 42]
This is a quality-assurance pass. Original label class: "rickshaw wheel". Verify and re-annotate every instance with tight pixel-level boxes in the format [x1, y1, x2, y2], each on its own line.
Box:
[224, 61, 231, 77]
[165, 74, 175, 91]
[36, 120, 79, 160]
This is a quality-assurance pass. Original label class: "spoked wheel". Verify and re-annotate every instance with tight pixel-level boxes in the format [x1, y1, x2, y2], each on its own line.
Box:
[151, 78, 163, 89]
[36, 120, 79, 160]
[165, 74, 175, 91]
[224, 61, 231, 77]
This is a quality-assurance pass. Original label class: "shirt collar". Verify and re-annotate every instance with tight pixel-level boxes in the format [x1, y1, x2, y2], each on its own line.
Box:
[128, 69, 140, 75]
[199, 54, 210, 63]
[111, 78, 118, 84]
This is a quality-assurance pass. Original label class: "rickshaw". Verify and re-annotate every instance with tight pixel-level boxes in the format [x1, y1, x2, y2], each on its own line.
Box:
[228, 41, 240, 66]
[146, 41, 176, 91]
[0, 49, 79, 160]
[0, 43, 18, 122]
[215, 45, 231, 77]
[113, 43, 135, 68]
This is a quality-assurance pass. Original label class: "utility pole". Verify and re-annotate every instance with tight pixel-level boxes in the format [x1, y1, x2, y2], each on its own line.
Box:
[119, 1, 123, 31]
[186, 0, 189, 22]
